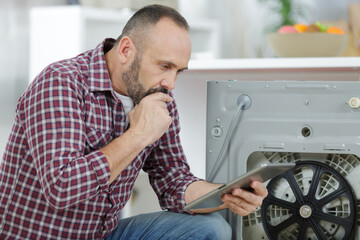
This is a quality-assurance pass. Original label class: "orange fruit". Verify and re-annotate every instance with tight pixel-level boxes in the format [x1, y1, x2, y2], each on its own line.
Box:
[326, 26, 344, 34]
[294, 23, 308, 33]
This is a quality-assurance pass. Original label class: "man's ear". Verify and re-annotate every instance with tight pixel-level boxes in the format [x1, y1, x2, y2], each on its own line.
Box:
[116, 36, 135, 64]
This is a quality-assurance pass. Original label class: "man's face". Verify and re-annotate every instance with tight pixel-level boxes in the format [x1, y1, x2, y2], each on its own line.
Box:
[123, 18, 191, 105]
[121, 53, 166, 105]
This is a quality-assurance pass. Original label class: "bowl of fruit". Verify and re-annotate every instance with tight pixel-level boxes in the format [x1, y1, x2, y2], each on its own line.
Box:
[268, 22, 348, 57]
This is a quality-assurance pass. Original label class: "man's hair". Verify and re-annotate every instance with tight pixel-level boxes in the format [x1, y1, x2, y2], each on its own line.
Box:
[114, 4, 189, 51]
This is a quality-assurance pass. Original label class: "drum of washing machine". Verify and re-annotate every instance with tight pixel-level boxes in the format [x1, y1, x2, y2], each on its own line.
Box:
[260, 161, 356, 240]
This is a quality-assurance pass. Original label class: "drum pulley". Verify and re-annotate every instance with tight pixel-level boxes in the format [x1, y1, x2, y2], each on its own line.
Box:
[261, 161, 356, 240]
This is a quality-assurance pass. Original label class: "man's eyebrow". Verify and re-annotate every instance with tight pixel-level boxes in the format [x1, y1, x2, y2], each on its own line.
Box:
[162, 61, 188, 71]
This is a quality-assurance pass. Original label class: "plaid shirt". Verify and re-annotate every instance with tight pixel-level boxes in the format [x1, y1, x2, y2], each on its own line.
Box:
[0, 39, 200, 239]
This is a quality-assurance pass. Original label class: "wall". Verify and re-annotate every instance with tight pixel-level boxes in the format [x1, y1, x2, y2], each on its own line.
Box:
[0, 0, 29, 152]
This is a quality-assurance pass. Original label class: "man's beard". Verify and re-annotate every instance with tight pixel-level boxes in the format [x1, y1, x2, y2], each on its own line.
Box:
[122, 55, 168, 105]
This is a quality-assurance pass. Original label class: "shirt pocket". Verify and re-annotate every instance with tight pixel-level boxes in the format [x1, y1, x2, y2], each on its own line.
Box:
[85, 126, 113, 151]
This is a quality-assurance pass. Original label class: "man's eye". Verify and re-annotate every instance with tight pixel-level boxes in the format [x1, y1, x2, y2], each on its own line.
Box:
[161, 64, 169, 70]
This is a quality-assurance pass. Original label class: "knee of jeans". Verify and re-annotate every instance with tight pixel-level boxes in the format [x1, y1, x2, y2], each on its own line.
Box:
[202, 212, 232, 239]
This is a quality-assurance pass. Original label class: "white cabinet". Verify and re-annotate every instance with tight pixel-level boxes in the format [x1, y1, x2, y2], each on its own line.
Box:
[29, 5, 220, 82]
[29, 6, 130, 81]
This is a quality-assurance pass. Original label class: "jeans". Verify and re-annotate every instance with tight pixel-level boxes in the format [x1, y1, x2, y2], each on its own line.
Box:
[105, 211, 232, 240]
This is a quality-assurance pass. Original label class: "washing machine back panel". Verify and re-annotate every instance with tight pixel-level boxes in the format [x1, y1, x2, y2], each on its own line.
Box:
[206, 80, 360, 239]
[206, 80, 360, 181]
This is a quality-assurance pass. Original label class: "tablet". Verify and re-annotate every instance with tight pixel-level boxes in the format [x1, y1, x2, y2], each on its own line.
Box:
[183, 163, 295, 210]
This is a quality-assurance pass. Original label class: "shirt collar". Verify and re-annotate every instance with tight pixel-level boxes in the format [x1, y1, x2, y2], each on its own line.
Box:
[87, 38, 116, 92]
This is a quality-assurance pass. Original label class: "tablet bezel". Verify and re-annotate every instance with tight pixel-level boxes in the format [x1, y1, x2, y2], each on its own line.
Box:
[183, 163, 295, 210]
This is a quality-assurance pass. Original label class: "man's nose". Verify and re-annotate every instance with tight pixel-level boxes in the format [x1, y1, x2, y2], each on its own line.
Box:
[161, 72, 177, 91]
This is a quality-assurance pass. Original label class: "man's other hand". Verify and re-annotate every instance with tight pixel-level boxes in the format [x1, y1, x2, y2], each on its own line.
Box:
[221, 181, 268, 216]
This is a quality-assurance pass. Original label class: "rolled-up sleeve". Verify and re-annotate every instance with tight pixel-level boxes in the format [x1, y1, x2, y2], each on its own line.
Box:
[142, 97, 202, 213]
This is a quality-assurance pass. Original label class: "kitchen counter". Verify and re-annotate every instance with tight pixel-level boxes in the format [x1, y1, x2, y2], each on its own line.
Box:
[188, 57, 360, 70]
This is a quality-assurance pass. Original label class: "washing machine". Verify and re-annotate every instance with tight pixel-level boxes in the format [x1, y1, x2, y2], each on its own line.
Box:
[206, 80, 360, 240]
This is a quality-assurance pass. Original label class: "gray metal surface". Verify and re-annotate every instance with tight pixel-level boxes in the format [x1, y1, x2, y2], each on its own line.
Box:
[206, 80, 360, 239]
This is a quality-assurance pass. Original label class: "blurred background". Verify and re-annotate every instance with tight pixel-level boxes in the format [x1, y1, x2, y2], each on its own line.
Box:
[1, 0, 360, 217]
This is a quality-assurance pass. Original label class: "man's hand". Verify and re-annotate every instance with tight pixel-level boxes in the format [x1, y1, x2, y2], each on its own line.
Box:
[185, 181, 268, 216]
[221, 181, 268, 216]
[128, 92, 173, 146]
[101, 92, 173, 184]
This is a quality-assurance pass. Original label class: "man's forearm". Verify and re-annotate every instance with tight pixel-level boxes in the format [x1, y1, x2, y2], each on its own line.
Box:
[100, 129, 148, 184]
[185, 180, 226, 213]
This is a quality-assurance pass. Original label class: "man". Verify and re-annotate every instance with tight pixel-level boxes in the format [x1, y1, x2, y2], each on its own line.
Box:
[0, 4, 267, 239]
